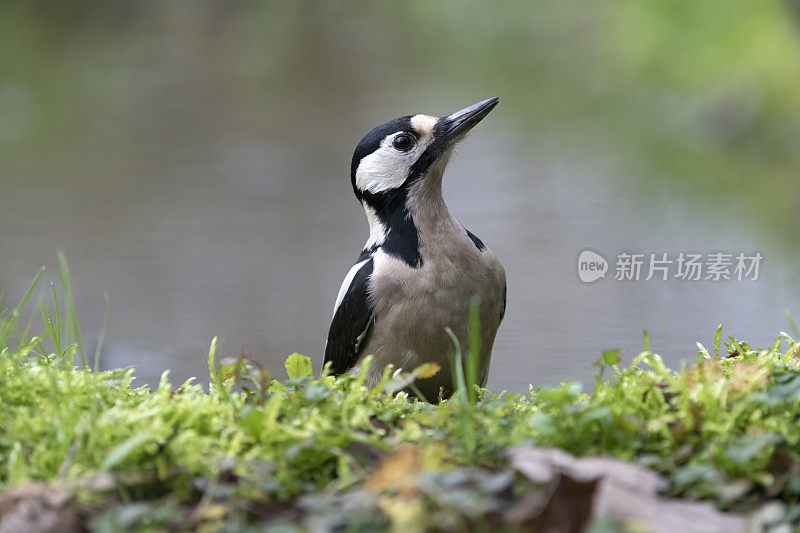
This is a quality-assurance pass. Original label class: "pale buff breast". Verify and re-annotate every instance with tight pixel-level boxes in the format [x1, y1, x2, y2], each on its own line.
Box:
[356, 214, 506, 400]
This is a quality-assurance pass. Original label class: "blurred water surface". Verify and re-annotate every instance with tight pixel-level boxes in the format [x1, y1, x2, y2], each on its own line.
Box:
[1, 2, 799, 391]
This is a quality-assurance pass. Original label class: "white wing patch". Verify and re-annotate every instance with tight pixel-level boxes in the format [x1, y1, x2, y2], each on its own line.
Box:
[332, 259, 370, 317]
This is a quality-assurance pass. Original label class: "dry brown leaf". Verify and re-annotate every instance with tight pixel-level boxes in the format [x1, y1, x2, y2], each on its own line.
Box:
[365, 444, 420, 496]
[508, 447, 745, 533]
[686, 359, 725, 388]
[414, 363, 441, 380]
[507, 473, 598, 533]
[0, 482, 83, 533]
[730, 361, 770, 392]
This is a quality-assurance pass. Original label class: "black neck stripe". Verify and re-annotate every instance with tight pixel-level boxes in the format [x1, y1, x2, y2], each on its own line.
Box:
[350, 115, 449, 268]
[361, 187, 422, 268]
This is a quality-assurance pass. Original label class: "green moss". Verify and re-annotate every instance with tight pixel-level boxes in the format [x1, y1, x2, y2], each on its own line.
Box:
[1, 267, 799, 530]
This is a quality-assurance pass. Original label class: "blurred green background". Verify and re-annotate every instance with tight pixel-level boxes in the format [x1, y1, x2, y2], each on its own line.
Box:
[1, 1, 798, 391]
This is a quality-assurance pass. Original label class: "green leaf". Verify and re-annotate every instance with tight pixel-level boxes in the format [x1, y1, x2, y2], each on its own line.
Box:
[207, 336, 219, 379]
[238, 406, 265, 437]
[672, 463, 719, 488]
[304, 384, 332, 401]
[713, 324, 722, 359]
[285, 353, 313, 380]
[696, 342, 710, 360]
[725, 434, 780, 463]
[602, 349, 620, 366]
[101, 432, 151, 471]
[528, 412, 557, 435]
[218, 356, 245, 381]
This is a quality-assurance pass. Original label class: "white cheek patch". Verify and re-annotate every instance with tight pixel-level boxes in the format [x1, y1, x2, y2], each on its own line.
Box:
[355, 141, 413, 194]
[355, 131, 438, 195]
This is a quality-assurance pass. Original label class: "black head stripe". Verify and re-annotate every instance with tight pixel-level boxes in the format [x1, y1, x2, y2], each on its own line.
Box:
[350, 116, 412, 199]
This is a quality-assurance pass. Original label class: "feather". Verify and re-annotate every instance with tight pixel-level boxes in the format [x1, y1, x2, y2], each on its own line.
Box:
[324, 258, 375, 375]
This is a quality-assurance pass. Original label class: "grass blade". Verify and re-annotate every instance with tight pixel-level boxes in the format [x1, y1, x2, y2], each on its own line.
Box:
[467, 296, 481, 404]
[0, 266, 45, 347]
[58, 251, 88, 368]
[446, 327, 475, 457]
[785, 309, 800, 341]
[94, 292, 111, 372]
[52, 282, 62, 355]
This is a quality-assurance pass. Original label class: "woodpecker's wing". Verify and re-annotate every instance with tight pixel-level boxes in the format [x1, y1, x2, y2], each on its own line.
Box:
[324, 257, 375, 375]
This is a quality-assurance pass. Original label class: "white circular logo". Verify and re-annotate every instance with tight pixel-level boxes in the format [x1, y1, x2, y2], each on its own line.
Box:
[577, 250, 608, 283]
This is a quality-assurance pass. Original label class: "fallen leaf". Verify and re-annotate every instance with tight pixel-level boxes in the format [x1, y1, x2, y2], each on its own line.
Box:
[730, 362, 770, 392]
[365, 445, 420, 496]
[413, 363, 441, 379]
[508, 447, 746, 533]
[686, 359, 725, 388]
[0, 482, 83, 533]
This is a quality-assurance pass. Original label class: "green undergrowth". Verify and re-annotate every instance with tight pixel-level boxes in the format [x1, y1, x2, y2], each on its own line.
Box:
[1, 262, 800, 530]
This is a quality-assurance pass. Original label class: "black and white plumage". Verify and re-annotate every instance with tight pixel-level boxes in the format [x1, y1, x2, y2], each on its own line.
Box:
[324, 98, 506, 401]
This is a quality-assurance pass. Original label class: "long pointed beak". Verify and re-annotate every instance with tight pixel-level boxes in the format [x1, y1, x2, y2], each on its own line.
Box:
[437, 97, 499, 145]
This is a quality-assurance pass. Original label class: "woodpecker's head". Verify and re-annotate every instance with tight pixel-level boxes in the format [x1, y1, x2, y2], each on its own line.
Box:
[350, 97, 499, 211]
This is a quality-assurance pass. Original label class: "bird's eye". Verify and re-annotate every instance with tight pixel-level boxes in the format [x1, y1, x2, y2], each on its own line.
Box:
[392, 133, 414, 152]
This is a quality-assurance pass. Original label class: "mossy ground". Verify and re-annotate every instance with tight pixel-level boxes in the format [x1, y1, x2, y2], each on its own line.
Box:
[1, 264, 799, 531]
